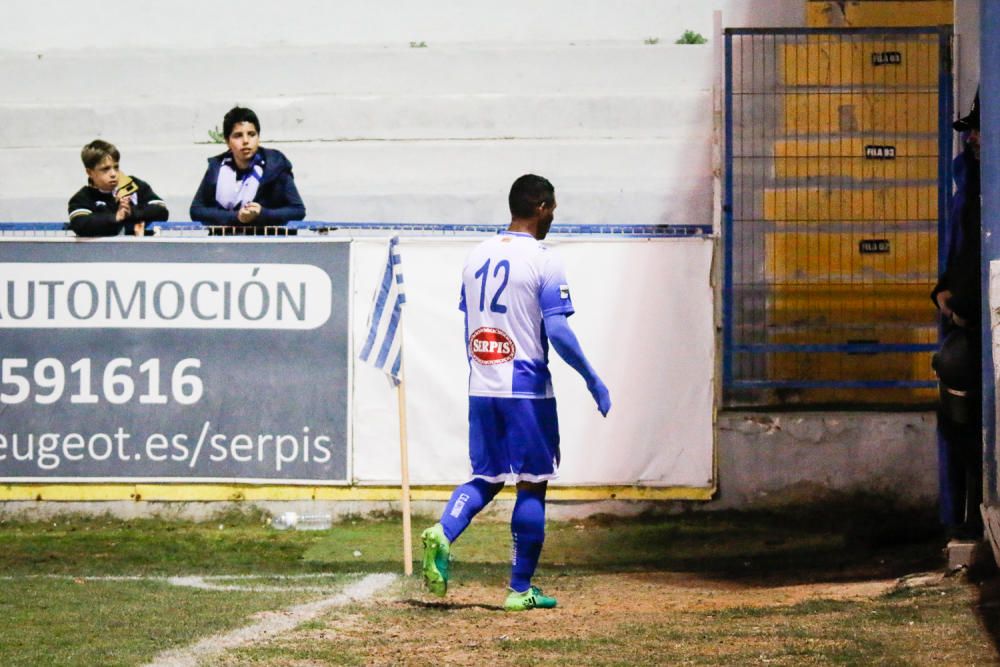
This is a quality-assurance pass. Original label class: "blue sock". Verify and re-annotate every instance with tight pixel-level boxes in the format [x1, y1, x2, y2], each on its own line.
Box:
[509, 485, 546, 592]
[439, 478, 503, 543]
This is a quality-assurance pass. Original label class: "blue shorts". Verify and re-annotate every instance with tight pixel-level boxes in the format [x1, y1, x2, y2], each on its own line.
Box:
[468, 396, 560, 483]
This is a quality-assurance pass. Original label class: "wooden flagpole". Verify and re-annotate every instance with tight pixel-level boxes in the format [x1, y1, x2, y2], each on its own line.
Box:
[397, 332, 414, 576]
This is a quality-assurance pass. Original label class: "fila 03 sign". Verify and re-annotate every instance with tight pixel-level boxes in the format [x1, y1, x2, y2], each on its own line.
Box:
[0, 242, 350, 483]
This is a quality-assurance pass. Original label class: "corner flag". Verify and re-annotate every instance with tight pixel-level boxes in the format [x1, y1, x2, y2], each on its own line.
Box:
[360, 236, 406, 384]
[359, 236, 414, 576]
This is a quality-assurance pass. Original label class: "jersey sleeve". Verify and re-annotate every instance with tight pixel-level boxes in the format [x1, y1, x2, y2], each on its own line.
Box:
[538, 250, 574, 317]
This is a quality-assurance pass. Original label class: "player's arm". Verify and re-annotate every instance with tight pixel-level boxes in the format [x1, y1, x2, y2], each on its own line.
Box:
[543, 312, 611, 417]
[459, 284, 471, 363]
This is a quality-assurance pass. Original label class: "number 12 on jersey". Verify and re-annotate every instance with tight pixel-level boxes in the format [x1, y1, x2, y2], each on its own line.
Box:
[474, 258, 510, 313]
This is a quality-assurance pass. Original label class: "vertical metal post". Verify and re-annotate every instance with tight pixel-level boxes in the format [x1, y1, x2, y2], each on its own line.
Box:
[938, 29, 954, 290]
[936, 27, 958, 524]
[723, 31, 735, 390]
[980, 0, 999, 504]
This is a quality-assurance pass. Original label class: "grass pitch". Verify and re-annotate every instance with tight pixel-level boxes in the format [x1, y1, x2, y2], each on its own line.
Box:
[0, 500, 997, 666]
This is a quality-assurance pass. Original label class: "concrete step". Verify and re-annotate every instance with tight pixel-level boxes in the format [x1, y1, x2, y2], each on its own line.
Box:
[0, 90, 711, 148]
[0, 44, 712, 103]
[781, 92, 939, 136]
[778, 37, 940, 88]
[763, 185, 938, 222]
[0, 138, 711, 226]
[765, 230, 936, 281]
[806, 0, 952, 28]
[0, 0, 728, 50]
[773, 138, 938, 181]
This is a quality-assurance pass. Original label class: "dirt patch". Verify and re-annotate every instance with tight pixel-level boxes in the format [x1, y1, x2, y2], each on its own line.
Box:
[331, 572, 902, 666]
[564, 572, 896, 613]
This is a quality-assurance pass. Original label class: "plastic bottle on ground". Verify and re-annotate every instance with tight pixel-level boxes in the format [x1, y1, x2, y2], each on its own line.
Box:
[294, 513, 333, 531]
[271, 511, 298, 530]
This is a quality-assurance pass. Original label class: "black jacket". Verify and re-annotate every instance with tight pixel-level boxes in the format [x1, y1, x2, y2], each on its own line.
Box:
[189, 147, 306, 230]
[932, 144, 981, 325]
[66, 176, 168, 237]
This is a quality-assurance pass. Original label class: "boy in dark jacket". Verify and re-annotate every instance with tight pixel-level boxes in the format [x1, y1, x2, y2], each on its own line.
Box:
[67, 140, 168, 236]
[189, 106, 306, 235]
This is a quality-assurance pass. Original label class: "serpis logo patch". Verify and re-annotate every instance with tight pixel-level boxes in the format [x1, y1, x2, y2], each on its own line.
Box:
[469, 327, 516, 365]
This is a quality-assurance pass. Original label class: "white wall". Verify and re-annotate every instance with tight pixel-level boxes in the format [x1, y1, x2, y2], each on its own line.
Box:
[0, 1, 802, 225]
[955, 0, 981, 119]
[1, 1, 803, 51]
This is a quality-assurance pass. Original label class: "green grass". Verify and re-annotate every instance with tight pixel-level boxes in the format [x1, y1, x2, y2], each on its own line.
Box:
[0, 500, 994, 666]
[0, 578, 316, 667]
[0, 510, 401, 576]
[675, 29, 708, 44]
[0, 509, 381, 665]
[0, 500, 943, 580]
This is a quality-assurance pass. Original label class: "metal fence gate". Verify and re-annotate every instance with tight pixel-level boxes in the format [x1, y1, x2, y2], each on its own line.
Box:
[723, 27, 953, 406]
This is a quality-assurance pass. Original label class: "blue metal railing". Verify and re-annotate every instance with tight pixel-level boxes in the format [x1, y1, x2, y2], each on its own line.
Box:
[0, 221, 712, 238]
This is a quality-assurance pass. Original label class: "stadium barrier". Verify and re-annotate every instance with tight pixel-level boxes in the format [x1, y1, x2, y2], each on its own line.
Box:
[0, 224, 716, 501]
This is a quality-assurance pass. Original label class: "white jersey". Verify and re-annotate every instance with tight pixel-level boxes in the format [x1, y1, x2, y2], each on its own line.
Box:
[460, 231, 574, 398]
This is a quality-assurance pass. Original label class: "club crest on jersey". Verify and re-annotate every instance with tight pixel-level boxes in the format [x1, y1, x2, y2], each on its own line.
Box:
[469, 327, 516, 365]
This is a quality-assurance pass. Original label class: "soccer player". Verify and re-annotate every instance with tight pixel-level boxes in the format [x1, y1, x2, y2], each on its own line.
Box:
[421, 174, 611, 611]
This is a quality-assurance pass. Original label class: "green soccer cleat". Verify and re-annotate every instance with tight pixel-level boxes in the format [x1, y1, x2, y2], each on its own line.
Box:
[421, 523, 451, 596]
[503, 585, 557, 611]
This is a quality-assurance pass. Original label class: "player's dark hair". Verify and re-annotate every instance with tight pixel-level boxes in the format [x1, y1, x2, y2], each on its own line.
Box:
[509, 174, 555, 218]
[223, 106, 260, 139]
[80, 140, 120, 169]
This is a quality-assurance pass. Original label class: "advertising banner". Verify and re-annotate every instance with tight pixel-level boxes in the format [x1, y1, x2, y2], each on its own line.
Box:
[0, 240, 350, 483]
[352, 237, 716, 490]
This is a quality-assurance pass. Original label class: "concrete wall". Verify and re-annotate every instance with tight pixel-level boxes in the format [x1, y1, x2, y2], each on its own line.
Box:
[0, 45, 716, 226]
[0, 1, 804, 51]
[955, 0, 980, 121]
[712, 412, 938, 510]
[0, 412, 940, 520]
[0, 1, 802, 225]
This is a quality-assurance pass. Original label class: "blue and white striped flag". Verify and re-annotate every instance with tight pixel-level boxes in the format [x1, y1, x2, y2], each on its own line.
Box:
[359, 236, 406, 385]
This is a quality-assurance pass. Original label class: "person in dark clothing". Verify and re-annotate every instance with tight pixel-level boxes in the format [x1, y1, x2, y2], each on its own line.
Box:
[189, 106, 305, 235]
[931, 90, 982, 538]
[67, 139, 168, 237]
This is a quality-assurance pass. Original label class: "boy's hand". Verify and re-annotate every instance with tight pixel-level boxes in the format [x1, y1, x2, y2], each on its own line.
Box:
[115, 196, 132, 222]
[237, 202, 261, 224]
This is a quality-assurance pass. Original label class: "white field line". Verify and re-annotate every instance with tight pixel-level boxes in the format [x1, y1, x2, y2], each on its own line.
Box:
[144, 572, 397, 667]
[0, 572, 361, 592]
[167, 575, 355, 593]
